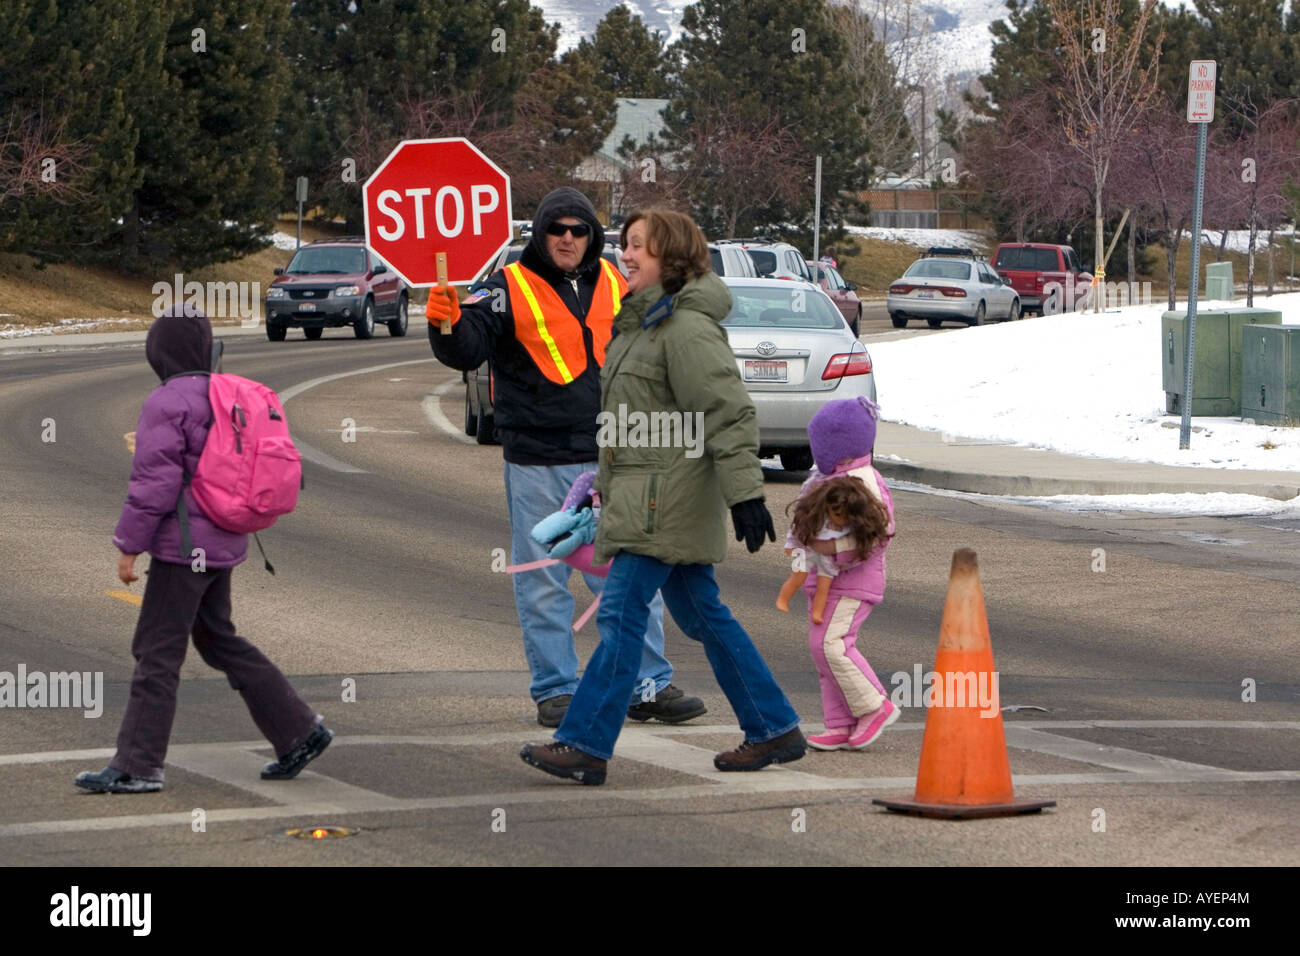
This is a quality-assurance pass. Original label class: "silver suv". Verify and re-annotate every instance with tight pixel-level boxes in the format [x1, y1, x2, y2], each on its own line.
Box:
[709, 241, 758, 277]
[732, 238, 814, 283]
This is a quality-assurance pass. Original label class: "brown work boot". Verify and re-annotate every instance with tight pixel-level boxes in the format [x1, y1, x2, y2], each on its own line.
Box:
[713, 728, 807, 772]
[519, 741, 607, 785]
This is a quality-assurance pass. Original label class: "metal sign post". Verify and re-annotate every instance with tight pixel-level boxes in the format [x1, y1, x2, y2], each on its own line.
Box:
[811, 155, 823, 285]
[1180, 60, 1215, 450]
[295, 176, 308, 250]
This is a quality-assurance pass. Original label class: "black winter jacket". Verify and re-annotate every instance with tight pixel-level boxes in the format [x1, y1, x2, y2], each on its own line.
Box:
[429, 189, 609, 466]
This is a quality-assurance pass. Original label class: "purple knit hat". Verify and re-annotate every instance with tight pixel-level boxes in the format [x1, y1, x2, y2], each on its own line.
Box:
[808, 397, 880, 474]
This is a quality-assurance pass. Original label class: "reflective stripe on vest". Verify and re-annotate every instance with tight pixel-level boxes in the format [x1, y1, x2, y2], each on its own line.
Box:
[504, 261, 626, 385]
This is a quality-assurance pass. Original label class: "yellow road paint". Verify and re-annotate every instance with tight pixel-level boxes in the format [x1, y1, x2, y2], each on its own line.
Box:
[104, 589, 142, 607]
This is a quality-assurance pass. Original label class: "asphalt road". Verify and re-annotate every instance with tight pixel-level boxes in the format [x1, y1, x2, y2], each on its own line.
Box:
[0, 328, 1296, 866]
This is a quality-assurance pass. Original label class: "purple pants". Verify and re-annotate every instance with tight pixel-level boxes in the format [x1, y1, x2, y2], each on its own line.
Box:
[111, 559, 318, 780]
[807, 593, 888, 728]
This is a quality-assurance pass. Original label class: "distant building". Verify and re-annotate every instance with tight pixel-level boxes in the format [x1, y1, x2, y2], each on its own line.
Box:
[862, 176, 988, 231]
[573, 97, 670, 222]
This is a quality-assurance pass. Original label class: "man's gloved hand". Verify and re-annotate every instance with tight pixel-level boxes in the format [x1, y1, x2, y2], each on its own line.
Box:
[730, 498, 775, 553]
[426, 284, 461, 327]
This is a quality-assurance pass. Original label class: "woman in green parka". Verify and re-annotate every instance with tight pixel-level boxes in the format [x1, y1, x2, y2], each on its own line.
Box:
[521, 208, 805, 785]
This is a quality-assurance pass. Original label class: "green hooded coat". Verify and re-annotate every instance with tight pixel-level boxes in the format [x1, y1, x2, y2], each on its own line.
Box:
[592, 272, 765, 566]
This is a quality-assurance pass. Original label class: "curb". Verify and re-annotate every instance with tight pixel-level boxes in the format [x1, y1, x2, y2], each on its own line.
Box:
[0, 323, 266, 354]
[873, 459, 1300, 502]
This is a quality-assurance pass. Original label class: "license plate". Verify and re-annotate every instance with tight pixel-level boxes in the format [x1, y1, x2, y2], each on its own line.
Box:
[299, 303, 317, 312]
[917, 291, 934, 299]
[744, 360, 787, 383]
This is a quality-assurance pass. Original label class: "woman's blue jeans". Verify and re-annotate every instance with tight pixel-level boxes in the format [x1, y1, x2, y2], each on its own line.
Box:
[555, 552, 800, 760]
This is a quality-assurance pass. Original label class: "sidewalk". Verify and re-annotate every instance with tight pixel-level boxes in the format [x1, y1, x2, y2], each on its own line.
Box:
[874, 420, 1300, 501]
[0, 322, 265, 353]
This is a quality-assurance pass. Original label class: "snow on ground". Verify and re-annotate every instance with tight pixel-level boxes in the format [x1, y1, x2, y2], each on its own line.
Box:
[888, 480, 1300, 518]
[848, 225, 989, 250]
[1185, 228, 1297, 255]
[0, 318, 137, 338]
[867, 293, 1300, 471]
[271, 231, 300, 250]
[1015, 491, 1300, 516]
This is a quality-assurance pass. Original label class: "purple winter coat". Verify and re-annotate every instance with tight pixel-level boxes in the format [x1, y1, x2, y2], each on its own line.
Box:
[113, 374, 248, 567]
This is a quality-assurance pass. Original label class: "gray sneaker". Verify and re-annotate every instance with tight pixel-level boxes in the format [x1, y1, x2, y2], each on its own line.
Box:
[74, 767, 163, 794]
[537, 694, 572, 728]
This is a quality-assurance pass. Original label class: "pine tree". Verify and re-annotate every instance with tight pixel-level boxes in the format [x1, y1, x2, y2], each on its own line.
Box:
[122, 0, 290, 270]
[568, 4, 671, 98]
[0, 0, 163, 263]
[1194, 0, 1296, 118]
[279, 0, 558, 229]
[664, 0, 870, 240]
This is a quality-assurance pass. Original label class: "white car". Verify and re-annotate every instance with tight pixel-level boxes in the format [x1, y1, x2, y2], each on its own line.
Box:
[888, 250, 1020, 329]
[720, 277, 877, 472]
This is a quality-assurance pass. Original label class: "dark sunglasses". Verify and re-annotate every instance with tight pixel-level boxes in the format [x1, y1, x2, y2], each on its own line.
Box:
[546, 222, 591, 238]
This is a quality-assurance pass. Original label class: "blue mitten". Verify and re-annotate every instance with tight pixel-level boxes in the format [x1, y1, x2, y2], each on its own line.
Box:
[532, 507, 582, 548]
[547, 507, 596, 559]
[532, 506, 598, 559]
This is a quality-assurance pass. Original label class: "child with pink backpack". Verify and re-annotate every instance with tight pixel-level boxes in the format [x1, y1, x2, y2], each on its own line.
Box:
[75, 304, 331, 793]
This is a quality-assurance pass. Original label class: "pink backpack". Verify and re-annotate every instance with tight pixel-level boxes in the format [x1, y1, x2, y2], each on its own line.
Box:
[178, 373, 302, 572]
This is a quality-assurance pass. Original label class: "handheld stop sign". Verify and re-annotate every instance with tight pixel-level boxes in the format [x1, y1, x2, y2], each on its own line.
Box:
[363, 138, 513, 334]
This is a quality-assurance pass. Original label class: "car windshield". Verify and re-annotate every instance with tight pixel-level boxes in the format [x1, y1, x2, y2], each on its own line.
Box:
[722, 286, 845, 330]
[286, 247, 367, 275]
[710, 249, 724, 274]
[995, 248, 1059, 271]
[747, 250, 777, 276]
[905, 260, 971, 280]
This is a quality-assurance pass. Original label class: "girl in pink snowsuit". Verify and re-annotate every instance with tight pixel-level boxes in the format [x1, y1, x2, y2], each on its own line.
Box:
[784, 398, 899, 751]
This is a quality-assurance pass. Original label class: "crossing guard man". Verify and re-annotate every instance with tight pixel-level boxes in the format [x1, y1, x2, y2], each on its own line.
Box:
[427, 187, 706, 729]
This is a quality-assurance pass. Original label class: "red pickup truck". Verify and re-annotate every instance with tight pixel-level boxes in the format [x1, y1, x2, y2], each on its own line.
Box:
[992, 243, 1092, 316]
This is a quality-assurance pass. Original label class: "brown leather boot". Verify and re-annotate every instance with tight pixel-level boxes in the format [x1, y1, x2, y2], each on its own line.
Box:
[713, 728, 807, 772]
[520, 742, 607, 785]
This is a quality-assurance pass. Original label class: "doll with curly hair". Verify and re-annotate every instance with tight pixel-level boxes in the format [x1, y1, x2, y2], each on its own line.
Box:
[777, 475, 892, 624]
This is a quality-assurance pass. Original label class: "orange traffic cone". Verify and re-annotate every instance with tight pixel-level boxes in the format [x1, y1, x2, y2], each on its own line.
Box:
[873, 549, 1055, 819]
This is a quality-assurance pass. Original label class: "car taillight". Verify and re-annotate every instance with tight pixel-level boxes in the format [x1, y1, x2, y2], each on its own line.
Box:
[889, 284, 912, 294]
[822, 352, 873, 380]
[938, 287, 966, 298]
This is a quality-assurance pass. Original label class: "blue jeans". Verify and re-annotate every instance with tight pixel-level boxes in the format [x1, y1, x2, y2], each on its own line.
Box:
[504, 462, 670, 704]
[555, 553, 801, 761]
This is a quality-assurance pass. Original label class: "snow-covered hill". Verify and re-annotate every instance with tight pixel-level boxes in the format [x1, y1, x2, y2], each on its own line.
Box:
[533, 0, 1008, 83]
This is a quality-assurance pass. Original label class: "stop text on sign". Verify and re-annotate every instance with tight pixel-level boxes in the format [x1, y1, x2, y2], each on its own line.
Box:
[374, 185, 501, 241]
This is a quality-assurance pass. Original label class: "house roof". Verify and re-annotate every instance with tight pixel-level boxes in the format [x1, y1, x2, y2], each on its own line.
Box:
[596, 98, 670, 168]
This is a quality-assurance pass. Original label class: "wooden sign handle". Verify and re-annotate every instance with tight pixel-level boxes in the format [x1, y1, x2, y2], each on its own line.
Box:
[436, 252, 451, 335]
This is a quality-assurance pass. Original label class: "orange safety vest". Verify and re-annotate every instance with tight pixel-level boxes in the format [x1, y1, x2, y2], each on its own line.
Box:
[503, 259, 625, 385]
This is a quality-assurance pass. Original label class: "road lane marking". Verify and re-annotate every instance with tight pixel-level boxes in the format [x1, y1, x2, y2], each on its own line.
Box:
[4, 720, 1297, 839]
[278, 358, 439, 473]
[421, 378, 477, 445]
[1003, 726, 1239, 778]
[4, 769, 1299, 840]
[164, 746, 404, 809]
[104, 589, 142, 606]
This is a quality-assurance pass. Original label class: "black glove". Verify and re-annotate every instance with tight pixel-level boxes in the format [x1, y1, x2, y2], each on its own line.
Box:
[730, 498, 776, 553]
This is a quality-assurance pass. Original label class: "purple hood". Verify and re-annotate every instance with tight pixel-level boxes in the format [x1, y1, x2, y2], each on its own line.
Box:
[114, 374, 248, 568]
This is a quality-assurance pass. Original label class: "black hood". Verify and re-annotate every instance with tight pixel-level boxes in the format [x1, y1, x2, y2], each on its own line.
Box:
[524, 187, 604, 280]
[146, 304, 213, 381]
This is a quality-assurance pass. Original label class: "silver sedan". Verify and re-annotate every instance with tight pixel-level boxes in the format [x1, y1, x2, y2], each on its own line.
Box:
[887, 255, 1020, 329]
[720, 277, 877, 472]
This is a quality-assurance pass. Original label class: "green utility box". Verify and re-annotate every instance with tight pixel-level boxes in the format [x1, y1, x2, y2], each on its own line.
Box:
[1205, 261, 1234, 301]
[1241, 325, 1300, 425]
[1162, 308, 1283, 415]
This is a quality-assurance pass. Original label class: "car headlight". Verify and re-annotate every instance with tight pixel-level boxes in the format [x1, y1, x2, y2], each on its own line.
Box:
[266, 287, 287, 300]
[333, 285, 361, 297]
